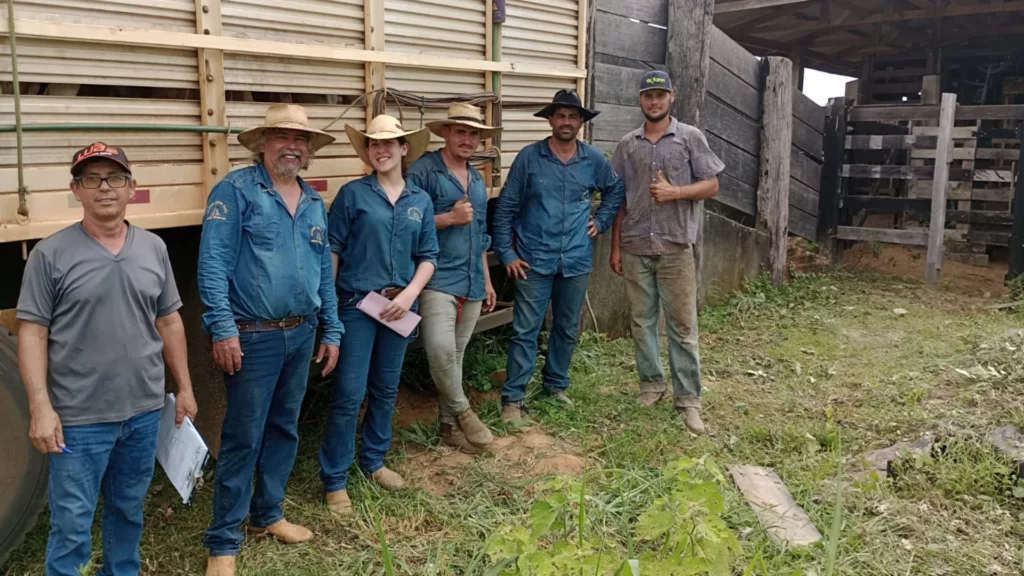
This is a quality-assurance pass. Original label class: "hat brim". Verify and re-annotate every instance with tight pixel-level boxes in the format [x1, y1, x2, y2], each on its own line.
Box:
[344, 124, 431, 170]
[638, 86, 674, 93]
[533, 104, 600, 122]
[71, 155, 132, 177]
[425, 119, 502, 140]
[237, 123, 336, 154]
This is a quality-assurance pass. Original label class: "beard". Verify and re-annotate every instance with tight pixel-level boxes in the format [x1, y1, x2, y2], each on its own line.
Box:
[643, 109, 670, 123]
[552, 127, 578, 142]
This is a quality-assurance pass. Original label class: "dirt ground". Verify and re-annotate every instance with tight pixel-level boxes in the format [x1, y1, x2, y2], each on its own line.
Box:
[841, 243, 1010, 298]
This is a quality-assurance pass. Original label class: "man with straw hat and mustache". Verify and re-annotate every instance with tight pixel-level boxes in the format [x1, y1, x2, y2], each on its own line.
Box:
[406, 103, 500, 454]
[493, 89, 625, 422]
[199, 104, 344, 576]
[319, 114, 438, 515]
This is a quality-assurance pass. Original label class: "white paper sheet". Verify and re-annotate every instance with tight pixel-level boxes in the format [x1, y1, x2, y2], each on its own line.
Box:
[157, 393, 209, 504]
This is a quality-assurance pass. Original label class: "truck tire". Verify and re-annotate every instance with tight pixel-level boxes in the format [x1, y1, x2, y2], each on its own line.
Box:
[0, 328, 48, 566]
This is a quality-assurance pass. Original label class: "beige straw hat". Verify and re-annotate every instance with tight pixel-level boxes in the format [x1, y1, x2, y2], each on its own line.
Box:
[237, 104, 336, 153]
[345, 115, 430, 169]
[425, 103, 501, 140]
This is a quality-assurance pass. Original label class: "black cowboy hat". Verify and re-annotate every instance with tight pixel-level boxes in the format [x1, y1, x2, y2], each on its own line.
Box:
[533, 89, 600, 122]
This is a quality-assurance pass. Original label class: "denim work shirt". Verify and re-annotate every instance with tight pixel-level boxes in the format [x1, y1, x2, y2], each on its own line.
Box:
[328, 173, 440, 294]
[407, 150, 492, 301]
[198, 163, 343, 345]
[493, 138, 626, 277]
[611, 117, 725, 255]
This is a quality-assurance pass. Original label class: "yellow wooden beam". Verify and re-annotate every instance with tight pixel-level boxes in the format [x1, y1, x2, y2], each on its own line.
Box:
[196, 0, 228, 199]
[364, 0, 385, 122]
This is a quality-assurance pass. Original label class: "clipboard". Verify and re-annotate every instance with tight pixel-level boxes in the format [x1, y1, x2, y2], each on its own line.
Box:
[157, 394, 210, 505]
[356, 291, 421, 338]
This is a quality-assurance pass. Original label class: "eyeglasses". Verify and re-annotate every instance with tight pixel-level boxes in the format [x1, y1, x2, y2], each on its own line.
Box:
[75, 174, 131, 189]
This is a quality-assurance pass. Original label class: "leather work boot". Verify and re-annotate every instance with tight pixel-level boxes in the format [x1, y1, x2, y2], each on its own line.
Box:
[551, 391, 575, 410]
[325, 489, 353, 516]
[457, 408, 493, 446]
[441, 422, 485, 454]
[371, 467, 406, 491]
[636, 391, 667, 407]
[680, 407, 706, 435]
[501, 404, 525, 423]
[247, 519, 313, 544]
[206, 555, 236, 576]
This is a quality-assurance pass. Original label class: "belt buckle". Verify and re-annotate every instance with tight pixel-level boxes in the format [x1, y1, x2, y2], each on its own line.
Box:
[281, 317, 301, 330]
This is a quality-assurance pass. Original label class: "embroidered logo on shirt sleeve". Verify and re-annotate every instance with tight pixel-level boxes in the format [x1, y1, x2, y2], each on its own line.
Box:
[205, 201, 229, 221]
[406, 206, 423, 223]
[310, 226, 324, 245]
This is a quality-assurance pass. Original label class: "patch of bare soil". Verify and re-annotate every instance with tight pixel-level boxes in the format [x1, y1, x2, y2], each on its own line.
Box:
[843, 243, 1008, 298]
[400, 426, 584, 496]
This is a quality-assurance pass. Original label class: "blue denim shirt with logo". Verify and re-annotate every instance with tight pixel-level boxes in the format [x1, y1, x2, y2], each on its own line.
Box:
[328, 173, 440, 294]
[407, 150, 491, 301]
[198, 163, 343, 345]
[493, 138, 626, 277]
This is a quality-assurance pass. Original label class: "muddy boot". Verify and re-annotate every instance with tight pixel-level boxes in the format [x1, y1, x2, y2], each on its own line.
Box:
[325, 489, 353, 517]
[247, 519, 313, 544]
[457, 408, 493, 446]
[206, 555, 236, 576]
[441, 423, 485, 454]
[371, 467, 406, 491]
[551, 391, 574, 410]
[501, 404, 525, 423]
[636, 391, 667, 407]
[679, 407, 706, 435]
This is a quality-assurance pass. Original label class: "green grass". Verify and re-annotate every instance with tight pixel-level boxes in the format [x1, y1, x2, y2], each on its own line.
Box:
[6, 270, 1024, 575]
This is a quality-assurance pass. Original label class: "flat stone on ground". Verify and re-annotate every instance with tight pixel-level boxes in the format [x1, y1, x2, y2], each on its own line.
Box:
[728, 465, 822, 547]
[989, 426, 1024, 477]
[862, 434, 935, 480]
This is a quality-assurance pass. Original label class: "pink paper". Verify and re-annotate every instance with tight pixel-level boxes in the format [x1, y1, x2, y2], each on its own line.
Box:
[355, 291, 421, 338]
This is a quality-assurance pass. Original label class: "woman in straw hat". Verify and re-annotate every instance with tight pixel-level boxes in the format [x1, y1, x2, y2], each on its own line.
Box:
[319, 114, 438, 515]
[406, 103, 500, 454]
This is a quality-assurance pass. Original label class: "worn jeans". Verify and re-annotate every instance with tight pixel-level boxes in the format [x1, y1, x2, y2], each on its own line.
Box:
[418, 289, 483, 424]
[319, 292, 414, 492]
[502, 268, 590, 405]
[45, 408, 160, 576]
[204, 320, 316, 557]
[622, 247, 701, 408]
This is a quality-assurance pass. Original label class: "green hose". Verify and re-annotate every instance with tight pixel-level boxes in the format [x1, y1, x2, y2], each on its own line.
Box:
[0, 124, 245, 133]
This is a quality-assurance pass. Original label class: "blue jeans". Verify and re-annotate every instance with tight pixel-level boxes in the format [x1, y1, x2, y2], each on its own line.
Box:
[319, 292, 414, 492]
[501, 269, 591, 405]
[622, 248, 701, 408]
[45, 408, 160, 576]
[204, 320, 316, 557]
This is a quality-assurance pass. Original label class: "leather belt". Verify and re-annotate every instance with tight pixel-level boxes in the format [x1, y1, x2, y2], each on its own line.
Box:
[236, 316, 305, 333]
[379, 287, 404, 299]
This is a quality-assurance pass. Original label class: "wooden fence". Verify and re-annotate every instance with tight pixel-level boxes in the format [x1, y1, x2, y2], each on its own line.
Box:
[590, 0, 824, 241]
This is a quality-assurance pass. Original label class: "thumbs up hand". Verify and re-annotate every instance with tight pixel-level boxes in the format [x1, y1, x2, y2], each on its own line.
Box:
[449, 195, 474, 226]
[649, 170, 678, 204]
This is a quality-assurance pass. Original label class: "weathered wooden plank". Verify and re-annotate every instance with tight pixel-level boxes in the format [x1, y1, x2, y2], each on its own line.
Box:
[911, 147, 976, 161]
[708, 58, 760, 120]
[818, 97, 846, 258]
[792, 116, 822, 160]
[758, 56, 792, 286]
[594, 62, 644, 107]
[708, 132, 759, 187]
[595, 11, 665, 64]
[789, 205, 817, 241]
[926, 93, 957, 285]
[790, 176, 818, 215]
[976, 148, 1022, 161]
[709, 26, 760, 90]
[912, 126, 977, 139]
[595, 52, 668, 72]
[843, 164, 932, 179]
[729, 465, 822, 547]
[837, 226, 929, 245]
[974, 169, 1015, 183]
[706, 95, 760, 156]
[851, 104, 1024, 123]
[792, 90, 824, 134]
[957, 105, 1024, 121]
[791, 147, 821, 190]
[846, 135, 938, 150]
[595, 0, 666, 25]
[718, 173, 756, 216]
[591, 102, 644, 143]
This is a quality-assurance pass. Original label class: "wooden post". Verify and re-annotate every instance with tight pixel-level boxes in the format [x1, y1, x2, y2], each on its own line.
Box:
[666, 0, 714, 304]
[196, 0, 228, 197]
[790, 44, 804, 92]
[926, 92, 957, 285]
[757, 56, 793, 286]
[859, 55, 874, 105]
[818, 97, 846, 262]
[1008, 121, 1024, 281]
[365, 0, 385, 121]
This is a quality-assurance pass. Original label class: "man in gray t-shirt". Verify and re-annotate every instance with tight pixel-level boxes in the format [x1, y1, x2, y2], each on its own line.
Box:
[16, 142, 197, 576]
[609, 72, 725, 436]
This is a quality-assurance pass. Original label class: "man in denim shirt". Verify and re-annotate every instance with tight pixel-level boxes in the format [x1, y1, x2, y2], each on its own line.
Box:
[493, 89, 625, 422]
[199, 105, 343, 576]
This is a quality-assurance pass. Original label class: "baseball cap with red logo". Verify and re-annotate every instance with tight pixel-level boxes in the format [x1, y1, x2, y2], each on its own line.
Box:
[71, 142, 132, 176]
